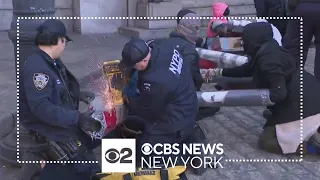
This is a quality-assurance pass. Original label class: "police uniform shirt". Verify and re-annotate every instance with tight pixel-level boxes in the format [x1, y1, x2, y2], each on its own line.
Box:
[127, 39, 198, 134]
[20, 49, 80, 141]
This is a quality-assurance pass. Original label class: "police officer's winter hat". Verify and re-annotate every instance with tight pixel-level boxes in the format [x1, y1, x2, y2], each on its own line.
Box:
[36, 19, 72, 41]
[120, 38, 150, 69]
[177, 9, 196, 23]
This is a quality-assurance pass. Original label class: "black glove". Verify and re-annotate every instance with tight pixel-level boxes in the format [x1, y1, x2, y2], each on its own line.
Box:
[78, 109, 101, 133]
[79, 91, 95, 104]
[122, 93, 130, 108]
[195, 37, 207, 49]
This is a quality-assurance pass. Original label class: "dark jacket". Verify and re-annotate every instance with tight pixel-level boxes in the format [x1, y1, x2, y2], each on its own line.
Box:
[287, 0, 320, 12]
[20, 49, 81, 141]
[127, 37, 198, 134]
[254, 0, 288, 35]
[148, 32, 204, 90]
[284, 0, 320, 56]
[222, 22, 320, 127]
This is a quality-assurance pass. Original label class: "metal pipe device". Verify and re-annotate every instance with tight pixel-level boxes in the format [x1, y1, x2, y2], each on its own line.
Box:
[197, 89, 273, 107]
[196, 48, 248, 68]
[88, 89, 273, 139]
[85, 60, 273, 139]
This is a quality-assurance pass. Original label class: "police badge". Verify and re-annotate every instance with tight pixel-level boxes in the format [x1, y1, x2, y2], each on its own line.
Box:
[33, 73, 49, 90]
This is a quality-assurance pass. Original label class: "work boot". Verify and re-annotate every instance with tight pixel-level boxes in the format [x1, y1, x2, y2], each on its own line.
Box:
[306, 132, 320, 155]
[263, 109, 273, 120]
[187, 124, 218, 175]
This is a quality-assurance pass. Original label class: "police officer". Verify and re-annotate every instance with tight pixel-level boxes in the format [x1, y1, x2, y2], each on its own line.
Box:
[148, 11, 220, 120]
[120, 38, 198, 141]
[120, 38, 211, 174]
[20, 19, 101, 180]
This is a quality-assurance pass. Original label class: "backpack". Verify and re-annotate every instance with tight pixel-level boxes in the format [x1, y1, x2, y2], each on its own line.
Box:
[90, 166, 188, 180]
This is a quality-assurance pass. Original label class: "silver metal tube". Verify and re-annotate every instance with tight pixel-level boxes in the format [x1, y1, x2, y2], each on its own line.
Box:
[228, 19, 255, 26]
[196, 48, 248, 67]
[197, 89, 273, 107]
[87, 90, 273, 139]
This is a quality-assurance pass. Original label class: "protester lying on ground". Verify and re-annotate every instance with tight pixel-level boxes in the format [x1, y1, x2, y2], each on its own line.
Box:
[198, 17, 283, 116]
[205, 22, 320, 155]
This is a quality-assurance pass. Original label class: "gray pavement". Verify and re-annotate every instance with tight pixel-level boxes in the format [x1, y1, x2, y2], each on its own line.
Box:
[0, 31, 319, 179]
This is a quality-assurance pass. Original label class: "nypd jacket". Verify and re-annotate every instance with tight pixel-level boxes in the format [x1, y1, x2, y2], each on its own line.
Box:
[20, 49, 81, 141]
[127, 38, 198, 134]
[148, 32, 204, 91]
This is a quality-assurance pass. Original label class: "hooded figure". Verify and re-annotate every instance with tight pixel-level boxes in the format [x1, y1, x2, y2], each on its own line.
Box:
[205, 22, 320, 155]
[198, 2, 229, 70]
[207, 2, 229, 38]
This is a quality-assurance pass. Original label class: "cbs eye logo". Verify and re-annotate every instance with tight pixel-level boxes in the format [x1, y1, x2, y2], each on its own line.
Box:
[104, 148, 133, 164]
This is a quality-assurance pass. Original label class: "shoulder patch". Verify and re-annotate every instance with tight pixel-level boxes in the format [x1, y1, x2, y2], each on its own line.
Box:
[33, 73, 49, 90]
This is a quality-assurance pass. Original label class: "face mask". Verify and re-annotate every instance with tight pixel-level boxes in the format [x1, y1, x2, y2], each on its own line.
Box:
[223, 8, 230, 16]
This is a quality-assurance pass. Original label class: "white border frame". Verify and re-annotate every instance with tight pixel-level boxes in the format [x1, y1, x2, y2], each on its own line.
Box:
[16, 16, 303, 164]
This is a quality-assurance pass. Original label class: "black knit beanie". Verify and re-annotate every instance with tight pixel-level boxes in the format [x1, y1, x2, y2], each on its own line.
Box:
[177, 9, 196, 24]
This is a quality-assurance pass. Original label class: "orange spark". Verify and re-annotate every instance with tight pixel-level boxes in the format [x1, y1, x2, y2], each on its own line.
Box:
[96, 62, 116, 112]
[98, 74, 115, 113]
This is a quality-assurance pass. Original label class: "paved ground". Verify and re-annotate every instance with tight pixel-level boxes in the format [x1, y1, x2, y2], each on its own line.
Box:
[0, 31, 319, 180]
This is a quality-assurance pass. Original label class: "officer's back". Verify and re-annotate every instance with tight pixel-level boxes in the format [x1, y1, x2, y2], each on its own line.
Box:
[121, 38, 198, 134]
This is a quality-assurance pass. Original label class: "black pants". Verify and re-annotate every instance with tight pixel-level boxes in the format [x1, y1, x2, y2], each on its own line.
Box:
[258, 126, 283, 154]
[258, 126, 308, 155]
[38, 132, 102, 180]
[283, 2, 320, 82]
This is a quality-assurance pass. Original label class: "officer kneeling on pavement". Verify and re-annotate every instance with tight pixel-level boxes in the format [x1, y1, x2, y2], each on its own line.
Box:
[118, 38, 209, 176]
[20, 19, 102, 180]
[148, 10, 221, 120]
